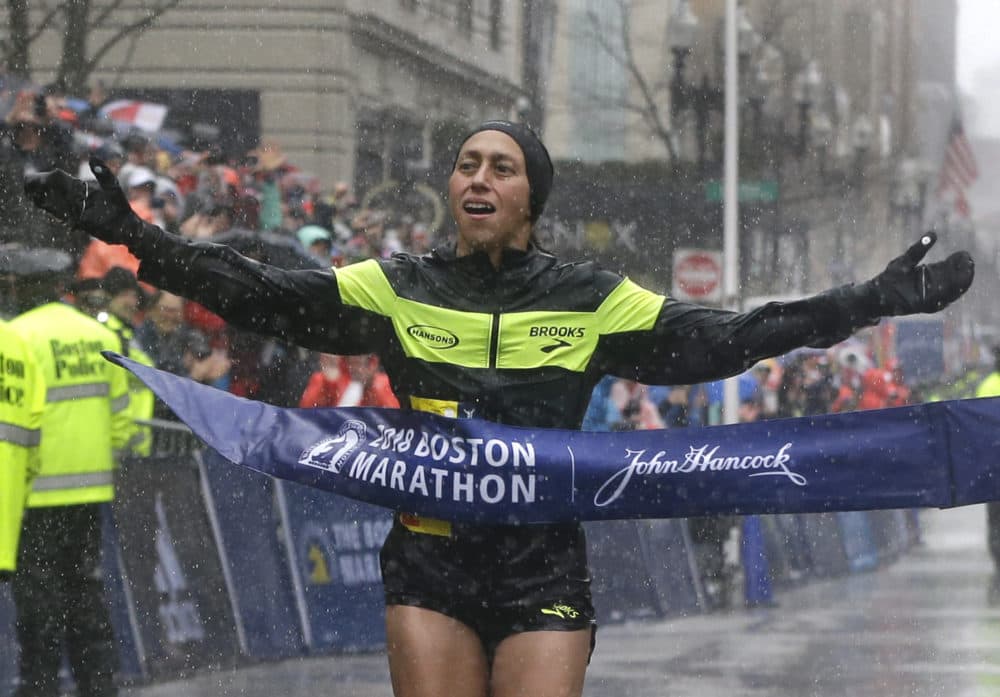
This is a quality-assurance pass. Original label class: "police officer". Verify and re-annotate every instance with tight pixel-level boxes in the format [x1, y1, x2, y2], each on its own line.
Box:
[0, 311, 44, 580]
[79, 267, 156, 456]
[5, 245, 130, 697]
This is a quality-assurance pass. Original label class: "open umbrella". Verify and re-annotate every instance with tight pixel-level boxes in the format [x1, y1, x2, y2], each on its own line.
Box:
[98, 99, 168, 133]
[210, 228, 323, 270]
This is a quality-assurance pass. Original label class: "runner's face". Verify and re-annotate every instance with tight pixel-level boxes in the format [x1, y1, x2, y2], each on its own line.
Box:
[449, 131, 532, 262]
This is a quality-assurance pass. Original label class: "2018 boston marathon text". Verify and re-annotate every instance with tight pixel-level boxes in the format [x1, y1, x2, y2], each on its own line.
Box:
[298, 420, 806, 508]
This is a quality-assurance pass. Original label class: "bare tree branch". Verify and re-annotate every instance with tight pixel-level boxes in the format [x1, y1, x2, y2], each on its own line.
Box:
[84, 0, 183, 77]
[90, 0, 128, 31]
[582, 1, 677, 162]
[111, 31, 141, 90]
[27, 3, 62, 42]
[4, 0, 50, 76]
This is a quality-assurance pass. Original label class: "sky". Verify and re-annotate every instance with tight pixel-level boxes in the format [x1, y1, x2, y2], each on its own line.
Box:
[957, 0, 1000, 138]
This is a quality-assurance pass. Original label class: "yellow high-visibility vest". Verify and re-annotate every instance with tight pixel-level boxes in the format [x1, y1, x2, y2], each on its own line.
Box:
[99, 312, 156, 456]
[10, 302, 130, 507]
[977, 372, 1000, 399]
[0, 320, 44, 572]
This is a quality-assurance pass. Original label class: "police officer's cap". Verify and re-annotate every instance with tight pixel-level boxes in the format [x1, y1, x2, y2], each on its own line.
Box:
[0, 244, 73, 277]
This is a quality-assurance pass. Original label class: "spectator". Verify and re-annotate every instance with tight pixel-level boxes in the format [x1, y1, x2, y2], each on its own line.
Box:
[154, 175, 185, 234]
[72, 267, 157, 456]
[179, 201, 231, 240]
[803, 355, 837, 416]
[857, 365, 892, 411]
[79, 141, 124, 182]
[409, 222, 433, 255]
[248, 140, 287, 231]
[7, 247, 129, 697]
[5, 89, 76, 175]
[227, 330, 311, 407]
[777, 359, 808, 418]
[116, 130, 154, 191]
[135, 291, 229, 389]
[296, 224, 335, 266]
[886, 360, 911, 407]
[0, 89, 83, 256]
[69, 277, 109, 317]
[658, 385, 692, 428]
[830, 352, 861, 413]
[125, 167, 164, 227]
[609, 379, 663, 431]
[300, 354, 400, 409]
[581, 375, 624, 432]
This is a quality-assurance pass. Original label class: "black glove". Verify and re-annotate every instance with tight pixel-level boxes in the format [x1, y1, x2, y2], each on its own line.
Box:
[24, 158, 139, 245]
[865, 232, 974, 315]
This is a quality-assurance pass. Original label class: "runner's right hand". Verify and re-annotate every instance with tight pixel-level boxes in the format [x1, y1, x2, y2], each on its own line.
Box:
[24, 158, 137, 245]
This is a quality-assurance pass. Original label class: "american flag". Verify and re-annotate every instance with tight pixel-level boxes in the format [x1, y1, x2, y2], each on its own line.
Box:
[936, 117, 978, 218]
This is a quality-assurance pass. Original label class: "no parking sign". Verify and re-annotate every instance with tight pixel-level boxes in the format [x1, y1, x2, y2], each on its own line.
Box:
[672, 248, 722, 302]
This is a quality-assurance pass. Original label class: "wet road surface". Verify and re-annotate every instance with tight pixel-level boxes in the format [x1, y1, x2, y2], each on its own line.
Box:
[125, 505, 1000, 697]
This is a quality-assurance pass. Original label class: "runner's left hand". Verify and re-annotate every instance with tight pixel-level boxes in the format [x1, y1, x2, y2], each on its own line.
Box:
[865, 232, 974, 315]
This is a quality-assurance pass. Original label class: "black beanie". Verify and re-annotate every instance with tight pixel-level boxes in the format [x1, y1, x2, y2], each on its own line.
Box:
[456, 120, 554, 222]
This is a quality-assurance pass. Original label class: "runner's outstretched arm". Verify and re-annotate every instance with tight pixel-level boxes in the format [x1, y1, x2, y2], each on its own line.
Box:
[595, 234, 973, 385]
[24, 159, 380, 354]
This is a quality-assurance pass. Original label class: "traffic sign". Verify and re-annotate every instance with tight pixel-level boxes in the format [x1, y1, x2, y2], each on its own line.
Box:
[672, 249, 722, 302]
[704, 180, 779, 203]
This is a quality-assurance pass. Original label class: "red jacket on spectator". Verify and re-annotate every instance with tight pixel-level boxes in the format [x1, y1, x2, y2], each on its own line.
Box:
[857, 367, 892, 411]
[77, 240, 140, 280]
[300, 355, 399, 409]
[184, 301, 228, 345]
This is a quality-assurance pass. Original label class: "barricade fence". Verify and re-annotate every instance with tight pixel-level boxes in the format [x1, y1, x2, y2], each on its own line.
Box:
[0, 419, 918, 694]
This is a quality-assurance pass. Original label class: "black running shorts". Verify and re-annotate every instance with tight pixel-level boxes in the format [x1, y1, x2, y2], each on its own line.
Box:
[380, 515, 597, 660]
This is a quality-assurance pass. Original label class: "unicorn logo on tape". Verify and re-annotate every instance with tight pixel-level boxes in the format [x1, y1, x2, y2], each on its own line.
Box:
[299, 420, 367, 473]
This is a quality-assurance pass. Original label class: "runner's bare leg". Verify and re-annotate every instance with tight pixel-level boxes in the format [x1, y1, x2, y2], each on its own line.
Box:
[385, 605, 489, 697]
[490, 629, 591, 697]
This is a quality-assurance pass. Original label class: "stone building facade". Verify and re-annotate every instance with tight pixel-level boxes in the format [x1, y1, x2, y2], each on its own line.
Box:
[13, 1, 530, 187]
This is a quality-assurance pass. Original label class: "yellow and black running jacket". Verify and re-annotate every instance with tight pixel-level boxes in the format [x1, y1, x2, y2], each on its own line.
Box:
[133, 230, 880, 430]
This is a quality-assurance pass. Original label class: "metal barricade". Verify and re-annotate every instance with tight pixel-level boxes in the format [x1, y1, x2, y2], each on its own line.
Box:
[137, 417, 204, 457]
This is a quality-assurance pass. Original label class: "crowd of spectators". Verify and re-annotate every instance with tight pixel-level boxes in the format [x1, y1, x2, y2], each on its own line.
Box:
[582, 340, 919, 436]
[0, 79, 441, 410]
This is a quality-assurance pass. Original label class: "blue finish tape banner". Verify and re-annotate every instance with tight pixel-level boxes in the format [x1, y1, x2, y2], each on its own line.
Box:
[106, 352, 1000, 523]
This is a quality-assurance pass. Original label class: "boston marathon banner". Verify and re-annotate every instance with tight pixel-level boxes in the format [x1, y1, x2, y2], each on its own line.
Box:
[105, 353, 1000, 523]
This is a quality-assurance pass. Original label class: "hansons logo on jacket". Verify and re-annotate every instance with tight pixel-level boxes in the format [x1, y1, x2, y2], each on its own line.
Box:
[406, 324, 459, 349]
[593, 442, 806, 507]
[299, 421, 367, 473]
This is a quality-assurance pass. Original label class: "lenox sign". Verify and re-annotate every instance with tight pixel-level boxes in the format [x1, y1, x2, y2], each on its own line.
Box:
[672, 249, 722, 302]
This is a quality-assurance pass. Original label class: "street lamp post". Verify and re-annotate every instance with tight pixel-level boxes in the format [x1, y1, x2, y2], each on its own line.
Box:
[669, 0, 723, 168]
[792, 61, 822, 157]
[851, 114, 874, 181]
[811, 111, 833, 178]
[892, 157, 928, 239]
[834, 113, 874, 283]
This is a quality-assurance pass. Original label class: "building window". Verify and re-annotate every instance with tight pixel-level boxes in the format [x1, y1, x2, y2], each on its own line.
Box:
[456, 0, 473, 33]
[567, 0, 627, 161]
[489, 0, 502, 50]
